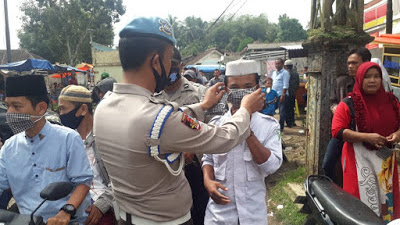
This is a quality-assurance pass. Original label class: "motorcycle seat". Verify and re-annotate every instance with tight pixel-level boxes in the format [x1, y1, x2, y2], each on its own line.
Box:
[310, 179, 385, 225]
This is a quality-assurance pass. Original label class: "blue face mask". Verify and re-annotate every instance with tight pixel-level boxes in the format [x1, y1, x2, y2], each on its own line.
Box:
[167, 67, 181, 86]
[60, 107, 83, 129]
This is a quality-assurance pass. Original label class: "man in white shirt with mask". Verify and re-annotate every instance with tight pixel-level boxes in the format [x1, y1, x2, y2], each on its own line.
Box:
[202, 59, 283, 225]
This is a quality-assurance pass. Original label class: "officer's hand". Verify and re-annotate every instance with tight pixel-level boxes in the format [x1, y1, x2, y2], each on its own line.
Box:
[204, 179, 230, 205]
[241, 88, 265, 114]
[84, 205, 103, 225]
[200, 82, 226, 110]
[47, 210, 71, 225]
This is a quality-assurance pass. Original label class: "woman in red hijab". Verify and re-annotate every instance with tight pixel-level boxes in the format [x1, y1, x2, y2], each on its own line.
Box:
[332, 62, 400, 222]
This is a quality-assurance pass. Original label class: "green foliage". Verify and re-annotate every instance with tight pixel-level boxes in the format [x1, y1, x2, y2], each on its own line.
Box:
[307, 26, 359, 41]
[237, 37, 254, 52]
[18, 0, 125, 65]
[276, 14, 308, 42]
[169, 14, 307, 58]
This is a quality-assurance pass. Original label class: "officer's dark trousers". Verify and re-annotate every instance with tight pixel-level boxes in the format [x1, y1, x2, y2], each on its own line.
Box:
[285, 95, 296, 126]
[278, 98, 287, 131]
[0, 189, 12, 210]
[322, 138, 344, 186]
[185, 157, 209, 225]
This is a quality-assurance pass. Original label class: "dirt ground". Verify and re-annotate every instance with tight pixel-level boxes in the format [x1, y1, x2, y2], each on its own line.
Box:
[266, 115, 307, 225]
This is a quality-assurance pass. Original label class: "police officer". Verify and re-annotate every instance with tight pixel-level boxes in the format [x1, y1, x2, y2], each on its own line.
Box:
[155, 48, 208, 225]
[155, 47, 206, 106]
[93, 17, 265, 225]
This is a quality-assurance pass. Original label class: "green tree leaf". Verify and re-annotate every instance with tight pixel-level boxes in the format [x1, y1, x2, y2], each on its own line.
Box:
[18, 0, 125, 65]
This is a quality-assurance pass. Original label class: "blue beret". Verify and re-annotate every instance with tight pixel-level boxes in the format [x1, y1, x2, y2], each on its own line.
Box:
[119, 17, 176, 45]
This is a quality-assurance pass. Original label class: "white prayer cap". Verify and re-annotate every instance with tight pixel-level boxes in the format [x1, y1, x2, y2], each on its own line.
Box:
[225, 59, 259, 76]
[284, 59, 293, 66]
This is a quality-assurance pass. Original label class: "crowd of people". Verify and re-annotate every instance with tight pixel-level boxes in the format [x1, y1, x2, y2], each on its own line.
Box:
[0, 15, 399, 225]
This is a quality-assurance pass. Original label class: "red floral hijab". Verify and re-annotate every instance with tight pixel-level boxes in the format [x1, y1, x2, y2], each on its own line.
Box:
[349, 62, 400, 137]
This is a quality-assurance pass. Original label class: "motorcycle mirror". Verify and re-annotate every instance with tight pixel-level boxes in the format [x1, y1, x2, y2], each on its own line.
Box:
[40, 182, 73, 201]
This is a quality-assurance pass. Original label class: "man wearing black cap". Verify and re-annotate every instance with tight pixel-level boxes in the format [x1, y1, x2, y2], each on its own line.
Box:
[91, 77, 117, 105]
[183, 70, 198, 83]
[0, 75, 93, 225]
[93, 17, 265, 225]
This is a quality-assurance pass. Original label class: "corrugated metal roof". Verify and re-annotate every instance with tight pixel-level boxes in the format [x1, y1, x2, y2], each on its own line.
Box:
[247, 42, 303, 50]
[281, 45, 303, 50]
[0, 49, 45, 64]
[91, 42, 115, 52]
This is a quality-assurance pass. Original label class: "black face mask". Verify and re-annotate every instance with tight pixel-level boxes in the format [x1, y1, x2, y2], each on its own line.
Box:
[60, 107, 83, 129]
[167, 67, 181, 86]
[152, 55, 170, 93]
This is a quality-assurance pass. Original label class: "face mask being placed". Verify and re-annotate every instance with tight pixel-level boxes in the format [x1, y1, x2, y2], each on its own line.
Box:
[167, 67, 181, 86]
[227, 86, 257, 109]
[6, 113, 44, 134]
[60, 107, 83, 129]
[152, 56, 170, 92]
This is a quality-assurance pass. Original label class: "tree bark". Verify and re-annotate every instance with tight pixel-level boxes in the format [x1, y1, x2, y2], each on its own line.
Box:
[310, 0, 317, 29]
[66, 21, 92, 66]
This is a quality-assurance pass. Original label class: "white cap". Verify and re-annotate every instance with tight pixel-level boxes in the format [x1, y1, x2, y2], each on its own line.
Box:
[225, 59, 259, 76]
[284, 59, 293, 66]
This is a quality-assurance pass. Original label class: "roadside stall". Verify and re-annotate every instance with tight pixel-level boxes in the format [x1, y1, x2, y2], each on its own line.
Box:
[370, 34, 400, 99]
[51, 65, 87, 86]
[76, 63, 94, 88]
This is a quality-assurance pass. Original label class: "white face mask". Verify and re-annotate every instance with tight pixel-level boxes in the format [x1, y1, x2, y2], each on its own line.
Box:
[6, 113, 44, 134]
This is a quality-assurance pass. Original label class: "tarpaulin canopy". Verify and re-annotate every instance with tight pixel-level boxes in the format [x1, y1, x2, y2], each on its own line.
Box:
[53, 65, 86, 73]
[372, 34, 400, 45]
[76, 63, 93, 71]
[0, 59, 55, 72]
[51, 65, 87, 78]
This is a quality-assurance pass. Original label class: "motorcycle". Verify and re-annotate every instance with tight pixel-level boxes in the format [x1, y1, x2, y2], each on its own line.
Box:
[0, 182, 73, 225]
[295, 175, 386, 225]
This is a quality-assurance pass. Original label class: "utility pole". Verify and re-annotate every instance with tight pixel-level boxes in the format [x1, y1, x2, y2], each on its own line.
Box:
[387, 0, 393, 34]
[3, 0, 12, 63]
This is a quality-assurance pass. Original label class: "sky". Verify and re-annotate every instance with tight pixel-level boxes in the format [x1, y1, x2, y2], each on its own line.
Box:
[0, 0, 311, 50]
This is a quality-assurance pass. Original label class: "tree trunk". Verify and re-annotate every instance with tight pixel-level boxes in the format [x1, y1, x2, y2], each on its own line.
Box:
[66, 22, 92, 66]
[66, 36, 73, 66]
[356, 0, 364, 32]
[310, 0, 317, 29]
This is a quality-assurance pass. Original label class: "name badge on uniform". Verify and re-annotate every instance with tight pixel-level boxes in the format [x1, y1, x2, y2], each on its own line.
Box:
[181, 113, 201, 130]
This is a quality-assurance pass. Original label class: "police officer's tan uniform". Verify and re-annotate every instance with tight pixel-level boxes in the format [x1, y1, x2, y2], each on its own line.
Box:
[94, 83, 251, 223]
[155, 77, 206, 106]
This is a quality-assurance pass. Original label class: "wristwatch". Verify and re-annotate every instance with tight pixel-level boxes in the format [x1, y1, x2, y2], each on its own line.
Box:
[60, 204, 76, 218]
